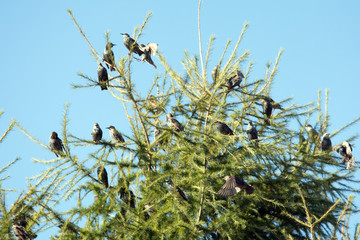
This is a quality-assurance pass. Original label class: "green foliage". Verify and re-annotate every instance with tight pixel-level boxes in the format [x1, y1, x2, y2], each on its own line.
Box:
[1, 8, 360, 240]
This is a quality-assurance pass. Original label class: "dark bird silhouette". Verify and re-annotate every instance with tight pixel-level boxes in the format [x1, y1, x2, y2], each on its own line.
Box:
[246, 121, 258, 145]
[336, 141, 355, 169]
[259, 98, 273, 125]
[165, 178, 188, 201]
[166, 113, 184, 132]
[320, 133, 332, 151]
[119, 187, 136, 208]
[107, 126, 125, 143]
[91, 123, 103, 143]
[49, 132, 65, 157]
[103, 42, 116, 71]
[121, 33, 143, 56]
[217, 176, 254, 197]
[214, 121, 234, 135]
[226, 70, 244, 89]
[97, 166, 109, 188]
[97, 63, 108, 90]
[139, 43, 158, 68]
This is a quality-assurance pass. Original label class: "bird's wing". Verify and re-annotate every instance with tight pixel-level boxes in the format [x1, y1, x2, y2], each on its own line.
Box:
[176, 186, 188, 201]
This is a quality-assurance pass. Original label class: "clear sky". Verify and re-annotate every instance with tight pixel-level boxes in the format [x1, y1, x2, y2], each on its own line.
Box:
[1, 0, 359, 238]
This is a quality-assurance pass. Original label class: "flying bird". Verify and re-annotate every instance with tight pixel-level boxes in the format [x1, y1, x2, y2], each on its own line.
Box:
[97, 63, 108, 90]
[107, 126, 125, 143]
[211, 65, 219, 83]
[139, 43, 158, 68]
[259, 98, 273, 126]
[97, 166, 109, 188]
[121, 33, 143, 56]
[49, 131, 65, 157]
[103, 42, 116, 71]
[166, 113, 184, 132]
[91, 123, 103, 143]
[217, 176, 254, 197]
[165, 178, 188, 201]
[336, 141, 355, 169]
[226, 70, 244, 89]
[246, 121, 258, 144]
[320, 133, 332, 151]
[214, 121, 234, 135]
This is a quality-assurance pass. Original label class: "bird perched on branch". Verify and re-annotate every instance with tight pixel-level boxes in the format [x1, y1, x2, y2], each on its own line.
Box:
[119, 186, 136, 208]
[97, 63, 108, 90]
[226, 70, 244, 89]
[305, 124, 319, 142]
[166, 113, 184, 132]
[336, 141, 355, 169]
[320, 133, 332, 151]
[97, 166, 109, 188]
[165, 178, 188, 201]
[13, 219, 37, 240]
[217, 176, 254, 197]
[121, 33, 143, 56]
[107, 126, 125, 143]
[91, 123, 103, 143]
[103, 42, 116, 71]
[139, 43, 158, 68]
[214, 121, 234, 135]
[259, 98, 273, 126]
[49, 132, 65, 157]
[211, 65, 219, 83]
[246, 121, 258, 145]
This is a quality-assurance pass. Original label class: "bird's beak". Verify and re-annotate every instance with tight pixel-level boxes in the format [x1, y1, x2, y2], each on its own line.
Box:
[121, 33, 125, 35]
[106, 127, 110, 129]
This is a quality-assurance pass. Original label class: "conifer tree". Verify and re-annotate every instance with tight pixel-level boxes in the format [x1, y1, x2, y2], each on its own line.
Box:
[2, 5, 360, 240]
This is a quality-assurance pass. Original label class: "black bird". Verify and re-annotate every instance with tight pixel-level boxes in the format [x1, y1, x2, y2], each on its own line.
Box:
[246, 121, 258, 144]
[121, 33, 143, 56]
[259, 98, 273, 125]
[214, 121, 234, 135]
[91, 123, 103, 143]
[139, 43, 158, 68]
[226, 70, 244, 89]
[217, 176, 254, 197]
[336, 141, 355, 168]
[320, 133, 332, 151]
[211, 65, 219, 83]
[119, 187, 136, 208]
[49, 132, 65, 157]
[97, 166, 109, 188]
[97, 63, 108, 90]
[166, 113, 184, 132]
[165, 178, 188, 201]
[103, 42, 116, 71]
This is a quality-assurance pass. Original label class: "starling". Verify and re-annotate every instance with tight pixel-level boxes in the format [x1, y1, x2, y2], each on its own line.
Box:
[246, 121, 258, 144]
[154, 128, 163, 144]
[119, 187, 136, 208]
[121, 33, 143, 56]
[211, 65, 219, 83]
[97, 63, 108, 90]
[305, 124, 319, 142]
[49, 131, 65, 157]
[165, 178, 188, 201]
[97, 166, 109, 188]
[13, 222, 37, 240]
[103, 42, 116, 71]
[259, 98, 273, 126]
[139, 43, 158, 68]
[217, 176, 254, 197]
[214, 121, 234, 135]
[226, 70, 244, 89]
[336, 141, 355, 168]
[166, 113, 184, 132]
[320, 133, 332, 151]
[144, 203, 155, 217]
[91, 123, 103, 143]
[107, 126, 125, 143]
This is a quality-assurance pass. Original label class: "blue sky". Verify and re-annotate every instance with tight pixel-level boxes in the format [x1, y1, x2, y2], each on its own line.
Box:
[1, 0, 359, 238]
